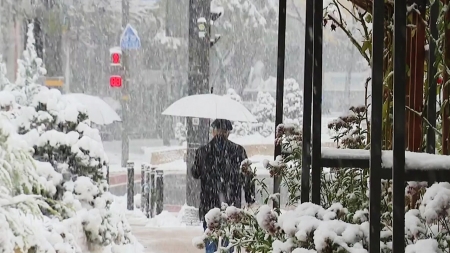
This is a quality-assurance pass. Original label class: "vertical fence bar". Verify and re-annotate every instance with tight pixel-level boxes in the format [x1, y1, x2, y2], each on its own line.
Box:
[311, 0, 323, 205]
[150, 167, 156, 217]
[273, 0, 287, 209]
[393, 0, 407, 250]
[427, 0, 439, 154]
[127, 161, 135, 210]
[369, 0, 384, 251]
[144, 166, 151, 218]
[301, 0, 314, 204]
[156, 169, 164, 215]
[140, 164, 145, 212]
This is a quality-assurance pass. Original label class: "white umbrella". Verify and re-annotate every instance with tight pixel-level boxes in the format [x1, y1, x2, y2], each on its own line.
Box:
[62, 93, 122, 125]
[162, 94, 257, 122]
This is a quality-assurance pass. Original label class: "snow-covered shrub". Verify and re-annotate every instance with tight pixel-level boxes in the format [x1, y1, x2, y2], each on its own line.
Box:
[174, 121, 187, 145]
[283, 78, 303, 127]
[196, 190, 450, 253]
[252, 91, 275, 137]
[224, 88, 253, 136]
[0, 21, 140, 251]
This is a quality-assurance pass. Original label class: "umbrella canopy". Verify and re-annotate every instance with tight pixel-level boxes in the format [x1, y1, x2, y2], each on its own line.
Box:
[162, 94, 257, 122]
[62, 93, 122, 125]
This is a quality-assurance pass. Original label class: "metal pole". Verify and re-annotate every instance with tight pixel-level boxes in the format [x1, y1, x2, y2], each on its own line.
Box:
[273, 0, 287, 210]
[369, 0, 384, 251]
[121, 0, 130, 168]
[126, 161, 134, 210]
[155, 169, 164, 215]
[311, 0, 324, 205]
[301, 0, 314, 203]
[393, 0, 406, 250]
[427, 0, 439, 154]
[186, 0, 211, 208]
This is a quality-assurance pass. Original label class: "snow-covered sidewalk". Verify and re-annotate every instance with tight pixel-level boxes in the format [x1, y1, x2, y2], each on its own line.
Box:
[116, 195, 203, 253]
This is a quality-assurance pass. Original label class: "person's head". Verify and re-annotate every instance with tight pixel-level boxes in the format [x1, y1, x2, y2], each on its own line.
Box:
[211, 119, 233, 139]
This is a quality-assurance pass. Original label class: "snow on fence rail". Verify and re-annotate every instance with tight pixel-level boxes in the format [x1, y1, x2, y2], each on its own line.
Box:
[321, 147, 450, 170]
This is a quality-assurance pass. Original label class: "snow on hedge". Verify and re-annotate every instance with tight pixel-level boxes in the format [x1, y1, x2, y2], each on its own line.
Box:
[0, 21, 143, 253]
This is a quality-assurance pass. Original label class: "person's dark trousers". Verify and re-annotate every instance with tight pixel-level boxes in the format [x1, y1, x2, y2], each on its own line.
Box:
[203, 220, 234, 253]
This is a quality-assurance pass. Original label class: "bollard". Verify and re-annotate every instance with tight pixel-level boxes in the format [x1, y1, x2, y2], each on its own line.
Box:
[106, 165, 110, 185]
[140, 164, 145, 212]
[150, 167, 156, 217]
[144, 165, 151, 218]
[155, 169, 164, 215]
[127, 161, 135, 210]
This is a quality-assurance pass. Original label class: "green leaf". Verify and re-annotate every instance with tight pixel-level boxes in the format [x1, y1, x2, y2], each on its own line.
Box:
[361, 41, 371, 54]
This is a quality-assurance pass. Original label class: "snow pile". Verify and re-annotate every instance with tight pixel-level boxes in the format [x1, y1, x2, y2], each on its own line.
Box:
[146, 211, 185, 228]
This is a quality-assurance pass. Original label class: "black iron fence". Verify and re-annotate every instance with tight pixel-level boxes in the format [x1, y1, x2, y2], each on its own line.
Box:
[270, 0, 450, 252]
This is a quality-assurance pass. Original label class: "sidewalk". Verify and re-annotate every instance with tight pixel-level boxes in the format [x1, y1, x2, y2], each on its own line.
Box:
[128, 214, 203, 253]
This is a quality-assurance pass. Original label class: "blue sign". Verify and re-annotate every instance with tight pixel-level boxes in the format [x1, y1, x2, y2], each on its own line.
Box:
[120, 24, 141, 50]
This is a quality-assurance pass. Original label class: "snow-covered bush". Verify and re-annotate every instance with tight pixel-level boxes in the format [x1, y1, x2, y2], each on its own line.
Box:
[195, 186, 450, 253]
[0, 21, 140, 251]
[283, 78, 303, 127]
[0, 111, 83, 253]
[224, 88, 253, 136]
[252, 91, 275, 137]
[174, 121, 187, 145]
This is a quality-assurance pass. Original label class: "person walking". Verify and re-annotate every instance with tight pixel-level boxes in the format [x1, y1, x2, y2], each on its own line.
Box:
[191, 119, 255, 253]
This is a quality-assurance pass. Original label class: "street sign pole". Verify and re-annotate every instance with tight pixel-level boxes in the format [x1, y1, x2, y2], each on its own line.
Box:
[121, 0, 130, 168]
[119, 0, 141, 168]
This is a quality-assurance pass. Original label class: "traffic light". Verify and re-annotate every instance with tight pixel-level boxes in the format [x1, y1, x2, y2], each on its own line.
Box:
[109, 47, 122, 67]
[109, 47, 122, 88]
[110, 75, 122, 88]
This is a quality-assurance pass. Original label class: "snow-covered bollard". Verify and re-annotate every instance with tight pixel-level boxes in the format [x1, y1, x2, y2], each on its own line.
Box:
[143, 166, 152, 218]
[155, 169, 164, 215]
[140, 164, 145, 212]
[127, 161, 135, 210]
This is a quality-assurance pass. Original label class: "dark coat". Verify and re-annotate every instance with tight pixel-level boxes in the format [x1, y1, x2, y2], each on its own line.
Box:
[191, 136, 255, 219]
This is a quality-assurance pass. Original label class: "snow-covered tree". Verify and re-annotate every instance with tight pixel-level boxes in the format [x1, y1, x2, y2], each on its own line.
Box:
[0, 55, 9, 89]
[224, 88, 253, 136]
[283, 78, 303, 126]
[4, 22, 46, 106]
[211, 0, 278, 93]
[252, 91, 275, 137]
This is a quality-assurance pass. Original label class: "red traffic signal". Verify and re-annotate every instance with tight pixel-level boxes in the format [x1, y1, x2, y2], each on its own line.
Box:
[111, 53, 121, 65]
[110, 75, 122, 88]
